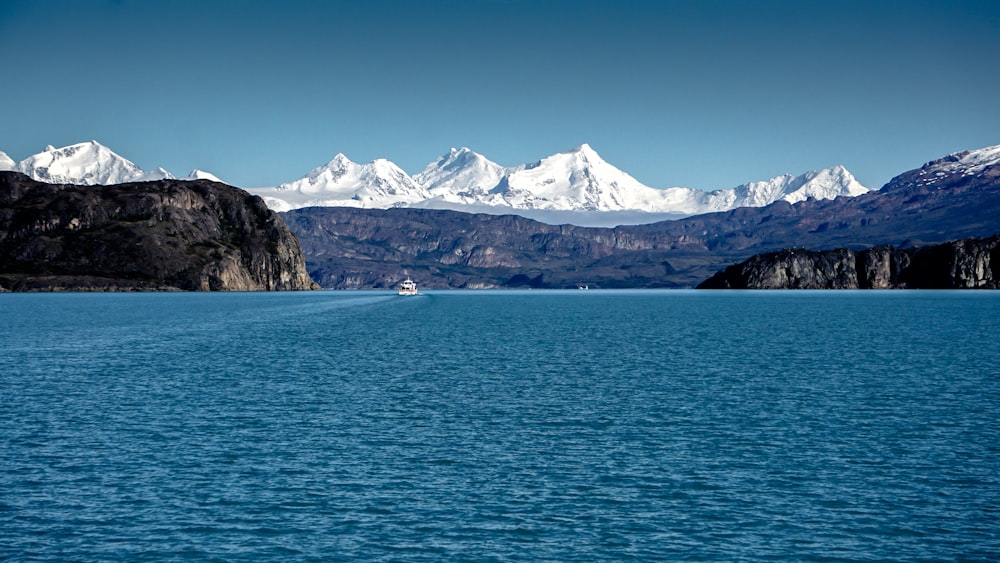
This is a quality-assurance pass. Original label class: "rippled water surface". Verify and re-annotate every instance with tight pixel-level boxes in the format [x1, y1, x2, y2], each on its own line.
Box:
[2, 290, 999, 561]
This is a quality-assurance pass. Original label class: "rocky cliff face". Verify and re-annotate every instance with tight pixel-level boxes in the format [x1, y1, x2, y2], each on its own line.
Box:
[697, 235, 1000, 289]
[281, 207, 674, 289]
[0, 172, 318, 291]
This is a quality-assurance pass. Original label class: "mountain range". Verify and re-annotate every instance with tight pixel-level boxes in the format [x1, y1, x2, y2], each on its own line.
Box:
[280, 143, 1000, 288]
[1, 140, 997, 289]
[255, 143, 869, 224]
[0, 141, 869, 226]
[0, 141, 223, 187]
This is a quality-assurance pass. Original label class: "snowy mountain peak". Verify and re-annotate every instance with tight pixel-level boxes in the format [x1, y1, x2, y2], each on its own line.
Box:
[884, 143, 1000, 191]
[406, 144, 872, 216]
[415, 147, 506, 198]
[428, 147, 488, 168]
[330, 153, 352, 166]
[568, 143, 598, 157]
[926, 144, 1000, 175]
[0, 151, 15, 171]
[371, 157, 400, 169]
[486, 144, 659, 211]
[447, 147, 481, 163]
[16, 141, 170, 185]
[527, 143, 602, 168]
[182, 169, 224, 183]
[274, 152, 430, 207]
[959, 144, 1000, 168]
[705, 166, 869, 210]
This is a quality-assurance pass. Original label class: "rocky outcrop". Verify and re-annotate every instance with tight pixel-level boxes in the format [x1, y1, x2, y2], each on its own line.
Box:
[697, 248, 860, 289]
[0, 172, 318, 291]
[697, 235, 1000, 289]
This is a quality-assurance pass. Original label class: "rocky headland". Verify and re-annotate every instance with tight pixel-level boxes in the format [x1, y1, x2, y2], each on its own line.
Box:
[0, 172, 318, 291]
[697, 235, 1000, 289]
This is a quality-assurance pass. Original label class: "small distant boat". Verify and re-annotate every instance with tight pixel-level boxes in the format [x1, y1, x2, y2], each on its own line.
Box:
[578, 284, 589, 290]
[398, 278, 418, 296]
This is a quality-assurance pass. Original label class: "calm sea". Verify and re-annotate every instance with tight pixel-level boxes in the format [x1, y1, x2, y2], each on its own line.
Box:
[2, 290, 999, 561]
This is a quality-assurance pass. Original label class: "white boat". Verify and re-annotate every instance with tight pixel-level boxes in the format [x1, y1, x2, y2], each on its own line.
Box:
[398, 278, 418, 296]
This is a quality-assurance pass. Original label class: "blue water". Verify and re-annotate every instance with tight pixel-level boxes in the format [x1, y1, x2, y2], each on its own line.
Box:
[2, 290, 999, 561]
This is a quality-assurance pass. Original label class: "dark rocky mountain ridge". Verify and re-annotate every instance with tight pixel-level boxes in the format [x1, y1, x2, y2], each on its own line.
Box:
[282, 148, 1000, 289]
[282, 207, 687, 289]
[0, 172, 318, 291]
[697, 235, 1000, 289]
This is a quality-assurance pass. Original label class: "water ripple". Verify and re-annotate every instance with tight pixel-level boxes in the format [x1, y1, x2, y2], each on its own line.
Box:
[1, 291, 999, 560]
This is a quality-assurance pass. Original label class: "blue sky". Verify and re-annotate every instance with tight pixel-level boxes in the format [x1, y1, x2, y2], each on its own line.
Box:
[1, 0, 998, 190]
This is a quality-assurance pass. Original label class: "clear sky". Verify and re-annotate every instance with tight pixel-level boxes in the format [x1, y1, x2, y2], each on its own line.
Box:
[1, 0, 998, 190]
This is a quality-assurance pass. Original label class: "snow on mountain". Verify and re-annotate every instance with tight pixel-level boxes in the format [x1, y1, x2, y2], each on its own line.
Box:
[5, 140, 873, 226]
[783, 166, 870, 202]
[14, 141, 174, 185]
[417, 144, 868, 216]
[142, 167, 175, 182]
[415, 144, 709, 214]
[1, 142, 233, 186]
[267, 153, 431, 208]
[700, 165, 869, 211]
[917, 144, 1000, 178]
[255, 143, 870, 223]
[874, 143, 1000, 193]
[182, 169, 225, 183]
[414, 147, 507, 198]
[474, 144, 682, 212]
[0, 151, 16, 171]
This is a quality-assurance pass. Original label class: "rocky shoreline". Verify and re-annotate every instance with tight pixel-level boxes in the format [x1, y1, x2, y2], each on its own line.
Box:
[697, 235, 1000, 289]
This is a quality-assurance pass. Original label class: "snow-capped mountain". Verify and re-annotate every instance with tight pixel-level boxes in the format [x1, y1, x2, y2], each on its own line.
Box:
[3, 140, 873, 226]
[914, 144, 1000, 180]
[414, 147, 507, 198]
[0, 151, 15, 171]
[413, 144, 868, 217]
[182, 169, 224, 183]
[699, 165, 870, 212]
[873, 143, 1000, 196]
[0, 141, 234, 187]
[264, 153, 431, 209]
[14, 141, 174, 185]
[474, 144, 686, 212]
